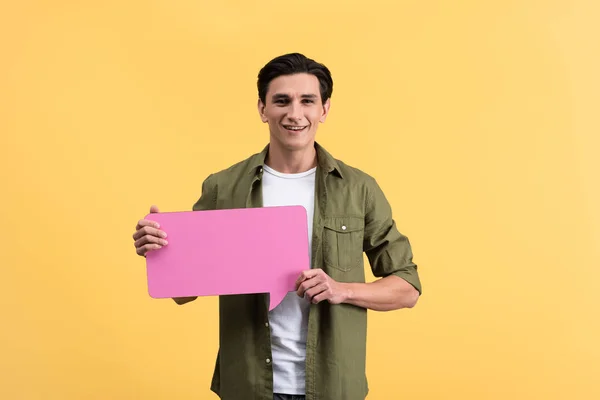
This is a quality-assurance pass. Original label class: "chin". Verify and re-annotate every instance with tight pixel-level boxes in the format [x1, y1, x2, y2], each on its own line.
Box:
[273, 132, 314, 151]
[283, 137, 314, 151]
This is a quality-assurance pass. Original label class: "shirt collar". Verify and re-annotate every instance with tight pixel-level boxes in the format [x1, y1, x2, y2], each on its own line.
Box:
[248, 141, 344, 179]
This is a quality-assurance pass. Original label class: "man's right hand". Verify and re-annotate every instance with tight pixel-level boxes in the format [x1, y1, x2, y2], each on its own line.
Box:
[133, 205, 168, 257]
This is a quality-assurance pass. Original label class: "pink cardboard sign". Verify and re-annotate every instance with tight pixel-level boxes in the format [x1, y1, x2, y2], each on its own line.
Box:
[144, 206, 309, 310]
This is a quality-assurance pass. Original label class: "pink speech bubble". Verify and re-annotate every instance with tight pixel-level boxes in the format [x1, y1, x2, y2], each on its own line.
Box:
[144, 206, 309, 310]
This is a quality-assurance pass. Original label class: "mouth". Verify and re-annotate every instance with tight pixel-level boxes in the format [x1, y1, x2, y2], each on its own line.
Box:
[282, 124, 308, 133]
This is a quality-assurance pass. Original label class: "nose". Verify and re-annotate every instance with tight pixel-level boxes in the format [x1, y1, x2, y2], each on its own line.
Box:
[287, 101, 303, 122]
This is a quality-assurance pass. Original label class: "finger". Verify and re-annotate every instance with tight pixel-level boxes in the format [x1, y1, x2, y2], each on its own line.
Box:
[295, 271, 310, 290]
[133, 225, 167, 241]
[304, 283, 329, 302]
[311, 290, 331, 304]
[295, 272, 308, 290]
[135, 218, 160, 232]
[296, 268, 323, 285]
[134, 233, 168, 249]
[297, 277, 321, 297]
[136, 243, 162, 256]
[149, 205, 160, 213]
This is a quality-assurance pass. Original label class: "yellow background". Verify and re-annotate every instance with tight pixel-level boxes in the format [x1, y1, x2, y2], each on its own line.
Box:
[2, 1, 599, 399]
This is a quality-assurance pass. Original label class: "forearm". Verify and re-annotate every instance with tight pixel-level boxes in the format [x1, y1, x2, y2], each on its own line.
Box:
[341, 275, 419, 311]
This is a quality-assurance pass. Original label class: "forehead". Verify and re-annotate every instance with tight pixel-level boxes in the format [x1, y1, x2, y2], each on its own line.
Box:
[267, 73, 321, 97]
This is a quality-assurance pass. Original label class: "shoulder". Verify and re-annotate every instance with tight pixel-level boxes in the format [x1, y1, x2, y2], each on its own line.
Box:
[332, 158, 388, 212]
[194, 152, 260, 209]
[204, 151, 261, 185]
[334, 158, 379, 187]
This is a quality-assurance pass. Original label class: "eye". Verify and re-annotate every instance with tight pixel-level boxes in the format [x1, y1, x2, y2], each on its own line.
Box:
[302, 99, 315, 104]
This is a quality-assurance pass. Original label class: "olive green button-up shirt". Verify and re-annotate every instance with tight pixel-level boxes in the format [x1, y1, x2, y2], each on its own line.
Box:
[189, 142, 421, 400]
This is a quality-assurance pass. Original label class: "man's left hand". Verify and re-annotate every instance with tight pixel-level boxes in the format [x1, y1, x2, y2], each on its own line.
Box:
[295, 269, 350, 305]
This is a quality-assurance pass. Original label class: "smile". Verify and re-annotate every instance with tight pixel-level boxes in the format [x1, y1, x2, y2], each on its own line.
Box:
[282, 125, 308, 132]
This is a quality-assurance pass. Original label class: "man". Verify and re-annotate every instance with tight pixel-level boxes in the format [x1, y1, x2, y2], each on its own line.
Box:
[132, 53, 422, 400]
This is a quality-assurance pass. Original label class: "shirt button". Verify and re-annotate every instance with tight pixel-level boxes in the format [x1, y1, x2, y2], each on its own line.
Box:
[265, 322, 269, 328]
[342, 225, 347, 231]
[259, 168, 263, 173]
[266, 358, 271, 364]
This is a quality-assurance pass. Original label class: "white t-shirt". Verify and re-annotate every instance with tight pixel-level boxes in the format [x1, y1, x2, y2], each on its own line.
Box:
[262, 164, 316, 395]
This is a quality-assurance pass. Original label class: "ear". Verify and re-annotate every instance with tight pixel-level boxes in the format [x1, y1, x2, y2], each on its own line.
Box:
[257, 99, 268, 123]
[319, 98, 331, 123]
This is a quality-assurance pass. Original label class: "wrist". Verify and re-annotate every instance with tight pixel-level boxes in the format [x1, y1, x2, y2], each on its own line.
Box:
[339, 282, 355, 304]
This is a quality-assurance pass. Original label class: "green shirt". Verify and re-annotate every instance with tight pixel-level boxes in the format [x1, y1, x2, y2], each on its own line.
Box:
[188, 142, 422, 400]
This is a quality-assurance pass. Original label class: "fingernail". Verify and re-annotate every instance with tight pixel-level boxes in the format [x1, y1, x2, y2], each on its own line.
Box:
[155, 223, 160, 228]
[161, 232, 167, 238]
[163, 240, 168, 245]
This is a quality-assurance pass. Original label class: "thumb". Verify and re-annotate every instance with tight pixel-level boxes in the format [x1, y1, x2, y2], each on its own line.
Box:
[149, 205, 160, 214]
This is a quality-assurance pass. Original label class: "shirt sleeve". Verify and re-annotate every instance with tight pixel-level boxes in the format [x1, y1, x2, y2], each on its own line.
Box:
[192, 174, 218, 211]
[363, 177, 422, 295]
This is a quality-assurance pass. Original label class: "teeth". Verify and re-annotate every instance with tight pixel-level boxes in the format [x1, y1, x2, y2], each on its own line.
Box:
[285, 126, 305, 130]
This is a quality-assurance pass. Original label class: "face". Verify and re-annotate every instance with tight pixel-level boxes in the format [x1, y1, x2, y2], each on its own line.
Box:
[258, 73, 330, 152]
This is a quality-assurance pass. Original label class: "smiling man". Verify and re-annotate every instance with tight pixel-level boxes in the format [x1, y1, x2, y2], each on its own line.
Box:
[132, 53, 422, 400]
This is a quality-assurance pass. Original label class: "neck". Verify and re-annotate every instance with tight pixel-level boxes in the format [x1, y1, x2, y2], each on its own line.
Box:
[265, 141, 318, 174]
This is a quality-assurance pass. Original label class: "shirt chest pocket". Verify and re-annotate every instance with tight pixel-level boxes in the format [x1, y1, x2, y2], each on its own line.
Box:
[322, 216, 365, 272]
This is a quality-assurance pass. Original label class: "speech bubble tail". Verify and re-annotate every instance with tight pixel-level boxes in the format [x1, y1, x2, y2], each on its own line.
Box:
[268, 290, 288, 311]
